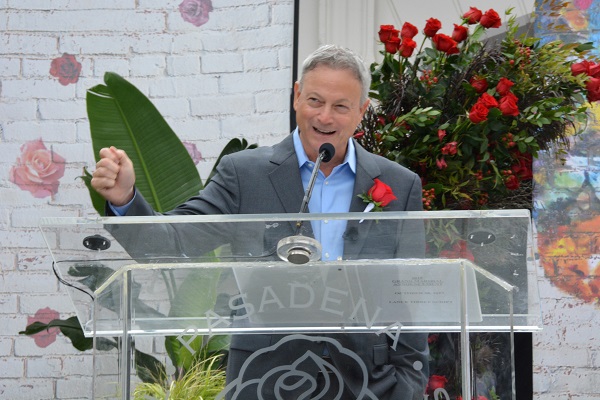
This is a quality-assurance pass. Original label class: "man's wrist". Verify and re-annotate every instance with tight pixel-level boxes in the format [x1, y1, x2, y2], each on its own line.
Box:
[109, 188, 136, 216]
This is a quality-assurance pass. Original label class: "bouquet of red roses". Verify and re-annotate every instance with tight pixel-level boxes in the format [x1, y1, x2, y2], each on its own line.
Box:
[357, 4, 600, 210]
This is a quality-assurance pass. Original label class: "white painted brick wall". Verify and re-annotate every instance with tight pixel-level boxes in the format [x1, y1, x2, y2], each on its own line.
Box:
[7, 2, 593, 399]
[1, 2, 293, 398]
[167, 55, 201, 76]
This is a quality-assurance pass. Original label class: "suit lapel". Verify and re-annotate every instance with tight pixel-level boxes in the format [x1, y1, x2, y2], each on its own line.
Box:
[267, 136, 382, 250]
[344, 143, 381, 259]
[268, 135, 314, 235]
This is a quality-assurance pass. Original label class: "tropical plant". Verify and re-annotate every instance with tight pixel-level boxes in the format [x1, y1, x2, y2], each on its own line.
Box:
[356, 4, 600, 211]
[22, 72, 257, 395]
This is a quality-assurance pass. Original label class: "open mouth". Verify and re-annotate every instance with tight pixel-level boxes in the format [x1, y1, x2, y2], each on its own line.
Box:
[314, 127, 335, 135]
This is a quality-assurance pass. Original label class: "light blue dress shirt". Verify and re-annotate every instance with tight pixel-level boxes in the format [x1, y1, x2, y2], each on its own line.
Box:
[111, 129, 357, 260]
[292, 129, 356, 261]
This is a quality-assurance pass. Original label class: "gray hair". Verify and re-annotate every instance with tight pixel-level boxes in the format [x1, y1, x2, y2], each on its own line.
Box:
[299, 44, 371, 104]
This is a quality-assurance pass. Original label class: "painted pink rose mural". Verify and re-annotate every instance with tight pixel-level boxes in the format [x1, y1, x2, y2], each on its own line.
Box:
[183, 141, 204, 165]
[50, 53, 82, 86]
[10, 139, 66, 198]
[179, 0, 213, 27]
[27, 307, 60, 348]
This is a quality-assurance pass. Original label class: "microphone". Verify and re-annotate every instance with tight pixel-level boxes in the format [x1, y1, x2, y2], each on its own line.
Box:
[277, 143, 335, 264]
[297, 143, 335, 217]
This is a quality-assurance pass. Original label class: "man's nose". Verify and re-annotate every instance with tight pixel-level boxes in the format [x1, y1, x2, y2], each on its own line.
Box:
[317, 105, 334, 124]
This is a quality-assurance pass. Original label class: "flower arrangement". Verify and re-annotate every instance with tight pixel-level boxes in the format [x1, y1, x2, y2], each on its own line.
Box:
[356, 4, 600, 211]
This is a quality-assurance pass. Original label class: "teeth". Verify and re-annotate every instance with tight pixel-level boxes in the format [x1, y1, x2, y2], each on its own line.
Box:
[315, 127, 335, 134]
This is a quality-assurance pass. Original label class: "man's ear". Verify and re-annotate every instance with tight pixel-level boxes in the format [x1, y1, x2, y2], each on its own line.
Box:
[293, 81, 301, 110]
[360, 99, 370, 116]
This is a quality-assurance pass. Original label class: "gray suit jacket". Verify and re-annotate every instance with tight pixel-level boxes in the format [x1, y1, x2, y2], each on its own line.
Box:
[111, 134, 429, 399]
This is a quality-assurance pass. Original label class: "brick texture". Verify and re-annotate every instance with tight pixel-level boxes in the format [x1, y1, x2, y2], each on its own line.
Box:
[0, 1, 292, 397]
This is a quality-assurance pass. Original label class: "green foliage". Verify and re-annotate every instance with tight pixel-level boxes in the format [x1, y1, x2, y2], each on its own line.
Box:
[85, 72, 203, 213]
[20, 316, 112, 351]
[134, 353, 227, 400]
[24, 72, 259, 395]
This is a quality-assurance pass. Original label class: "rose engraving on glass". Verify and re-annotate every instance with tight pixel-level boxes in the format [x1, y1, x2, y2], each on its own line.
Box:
[217, 334, 379, 400]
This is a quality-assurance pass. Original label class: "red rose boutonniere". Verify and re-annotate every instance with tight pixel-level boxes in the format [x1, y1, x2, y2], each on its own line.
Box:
[358, 178, 397, 214]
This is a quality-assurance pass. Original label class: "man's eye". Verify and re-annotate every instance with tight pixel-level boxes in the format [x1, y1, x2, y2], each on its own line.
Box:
[308, 98, 322, 106]
[336, 105, 350, 113]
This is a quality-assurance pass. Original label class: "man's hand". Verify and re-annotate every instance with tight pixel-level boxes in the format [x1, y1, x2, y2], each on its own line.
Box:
[91, 146, 136, 206]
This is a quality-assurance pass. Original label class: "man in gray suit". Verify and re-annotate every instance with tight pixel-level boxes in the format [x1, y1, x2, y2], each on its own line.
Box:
[92, 45, 428, 399]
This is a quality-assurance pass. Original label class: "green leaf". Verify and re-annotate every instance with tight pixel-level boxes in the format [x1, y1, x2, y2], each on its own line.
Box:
[86, 72, 202, 213]
[479, 138, 489, 154]
[205, 138, 258, 185]
[165, 268, 222, 369]
[135, 349, 167, 384]
[79, 167, 107, 215]
[165, 334, 203, 373]
[20, 316, 117, 352]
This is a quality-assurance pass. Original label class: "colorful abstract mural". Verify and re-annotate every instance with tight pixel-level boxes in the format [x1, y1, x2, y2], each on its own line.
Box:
[534, 0, 600, 305]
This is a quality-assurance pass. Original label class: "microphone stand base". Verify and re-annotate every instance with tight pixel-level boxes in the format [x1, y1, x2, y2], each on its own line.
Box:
[276, 235, 322, 264]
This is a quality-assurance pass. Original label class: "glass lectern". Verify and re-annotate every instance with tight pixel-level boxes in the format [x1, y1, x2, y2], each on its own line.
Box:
[40, 209, 541, 400]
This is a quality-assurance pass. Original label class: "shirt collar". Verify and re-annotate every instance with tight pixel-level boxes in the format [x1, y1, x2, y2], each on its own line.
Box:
[292, 127, 356, 173]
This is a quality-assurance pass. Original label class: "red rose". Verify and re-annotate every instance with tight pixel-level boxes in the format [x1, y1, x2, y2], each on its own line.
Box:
[586, 77, 600, 102]
[384, 36, 401, 54]
[480, 9, 502, 28]
[427, 375, 448, 392]
[433, 33, 459, 55]
[469, 102, 489, 123]
[478, 92, 499, 109]
[470, 76, 489, 93]
[452, 24, 469, 43]
[441, 141, 458, 156]
[436, 158, 447, 169]
[437, 129, 446, 141]
[505, 174, 520, 190]
[499, 94, 519, 116]
[378, 25, 399, 42]
[496, 77, 514, 96]
[49, 53, 82, 86]
[427, 333, 439, 344]
[589, 62, 600, 78]
[571, 60, 592, 76]
[368, 178, 397, 207]
[423, 18, 442, 37]
[439, 240, 475, 261]
[511, 152, 533, 180]
[401, 22, 418, 38]
[399, 37, 417, 58]
[463, 7, 482, 24]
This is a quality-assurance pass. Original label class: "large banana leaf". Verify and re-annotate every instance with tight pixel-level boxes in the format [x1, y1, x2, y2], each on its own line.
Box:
[68, 72, 259, 383]
[86, 72, 202, 213]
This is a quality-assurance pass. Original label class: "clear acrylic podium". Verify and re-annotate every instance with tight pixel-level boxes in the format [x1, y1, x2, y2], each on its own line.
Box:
[40, 209, 541, 400]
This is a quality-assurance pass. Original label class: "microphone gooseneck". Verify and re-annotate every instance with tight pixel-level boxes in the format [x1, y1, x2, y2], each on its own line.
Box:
[277, 143, 335, 264]
[297, 143, 335, 219]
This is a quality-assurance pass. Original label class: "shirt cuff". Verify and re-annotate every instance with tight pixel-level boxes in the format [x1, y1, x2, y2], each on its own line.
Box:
[108, 190, 136, 216]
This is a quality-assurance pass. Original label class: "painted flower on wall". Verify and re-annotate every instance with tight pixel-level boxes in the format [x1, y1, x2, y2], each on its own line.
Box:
[183, 141, 204, 165]
[10, 138, 66, 198]
[27, 307, 60, 348]
[179, 0, 213, 27]
[50, 53, 82, 86]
